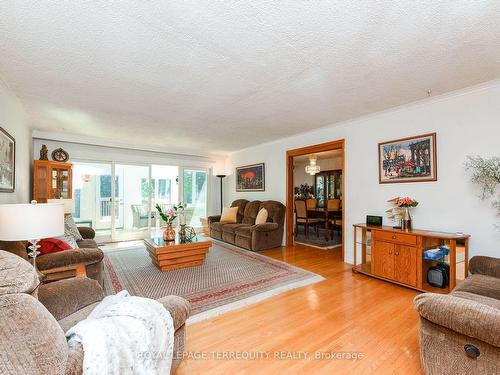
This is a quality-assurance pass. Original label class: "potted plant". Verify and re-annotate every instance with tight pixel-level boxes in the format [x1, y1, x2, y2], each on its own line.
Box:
[465, 155, 500, 227]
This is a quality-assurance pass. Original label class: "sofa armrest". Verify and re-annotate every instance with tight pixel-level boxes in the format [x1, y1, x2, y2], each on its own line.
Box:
[38, 277, 104, 321]
[251, 223, 279, 232]
[469, 256, 500, 279]
[157, 295, 191, 331]
[78, 227, 96, 240]
[414, 293, 500, 347]
[36, 248, 104, 271]
[208, 215, 221, 225]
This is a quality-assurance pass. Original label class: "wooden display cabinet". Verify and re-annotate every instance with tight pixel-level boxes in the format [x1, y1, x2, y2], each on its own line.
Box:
[352, 223, 469, 294]
[314, 169, 342, 208]
[33, 160, 73, 203]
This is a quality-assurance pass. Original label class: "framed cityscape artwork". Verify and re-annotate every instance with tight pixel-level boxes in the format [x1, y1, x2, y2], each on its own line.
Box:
[378, 133, 437, 184]
[0, 127, 15, 192]
[236, 163, 265, 191]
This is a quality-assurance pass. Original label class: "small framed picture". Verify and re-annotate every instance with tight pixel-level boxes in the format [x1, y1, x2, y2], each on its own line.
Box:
[379, 133, 437, 184]
[236, 163, 265, 192]
[0, 127, 15, 193]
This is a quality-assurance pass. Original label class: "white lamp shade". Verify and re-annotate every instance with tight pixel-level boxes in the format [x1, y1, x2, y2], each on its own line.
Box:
[47, 198, 75, 214]
[0, 203, 65, 240]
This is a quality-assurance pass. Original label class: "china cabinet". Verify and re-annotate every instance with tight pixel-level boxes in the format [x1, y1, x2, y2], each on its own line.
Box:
[33, 160, 72, 203]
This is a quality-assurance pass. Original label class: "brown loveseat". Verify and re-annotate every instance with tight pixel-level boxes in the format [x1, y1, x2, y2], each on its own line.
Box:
[0, 227, 104, 286]
[414, 256, 500, 374]
[0, 250, 190, 374]
[208, 199, 285, 251]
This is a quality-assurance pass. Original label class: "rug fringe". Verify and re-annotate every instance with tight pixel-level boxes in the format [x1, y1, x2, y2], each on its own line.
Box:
[187, 274, 325, 325]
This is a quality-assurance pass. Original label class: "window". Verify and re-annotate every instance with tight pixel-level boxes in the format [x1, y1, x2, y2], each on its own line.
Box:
[100, 175, 119, 198]
[158, 179, 171, 200]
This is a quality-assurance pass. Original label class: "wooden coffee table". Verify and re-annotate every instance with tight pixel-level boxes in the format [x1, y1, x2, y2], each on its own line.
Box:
[144, 236, 212, 271]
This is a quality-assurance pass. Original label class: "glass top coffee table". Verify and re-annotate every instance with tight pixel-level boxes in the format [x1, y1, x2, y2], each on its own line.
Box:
[144, 235, 212, 272]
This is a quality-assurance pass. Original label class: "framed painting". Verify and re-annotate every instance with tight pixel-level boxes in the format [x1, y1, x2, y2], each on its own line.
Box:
[236, 163, 265, 192]
[378, 133, 437, 184]
[0, 127, 15, 192]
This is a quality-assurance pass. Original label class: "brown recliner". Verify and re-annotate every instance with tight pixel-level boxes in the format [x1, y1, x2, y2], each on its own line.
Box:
[414, 256, 500, 375]
[208, 200, 285, 251]
[0, 227, 104, 286]
[0, 250, 190, 375]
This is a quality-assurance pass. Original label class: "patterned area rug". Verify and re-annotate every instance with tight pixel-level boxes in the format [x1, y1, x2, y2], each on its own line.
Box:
[102, 240, 324, 323]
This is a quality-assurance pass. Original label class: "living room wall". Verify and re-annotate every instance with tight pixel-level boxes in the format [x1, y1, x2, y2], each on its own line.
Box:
[0, 81, 30, 204]
[225, 79, 500, 262]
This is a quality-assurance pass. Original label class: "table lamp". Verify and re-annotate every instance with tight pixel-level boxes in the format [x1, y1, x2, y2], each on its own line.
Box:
[0, 201, 64, 271]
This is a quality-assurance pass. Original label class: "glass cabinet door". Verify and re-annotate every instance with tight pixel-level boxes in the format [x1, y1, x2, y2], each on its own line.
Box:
[51, 167, 70, 198]
[327, 174, 335, 199]
[315, 174, 325, 208]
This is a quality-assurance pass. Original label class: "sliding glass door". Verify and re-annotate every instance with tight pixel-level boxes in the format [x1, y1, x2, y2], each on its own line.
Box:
[72, 162, 114, 242]
[72, 162, 208, 242]
[181, 168, 208, 227]
[112, 164, 150, 241]
[151, 165, 179, 228]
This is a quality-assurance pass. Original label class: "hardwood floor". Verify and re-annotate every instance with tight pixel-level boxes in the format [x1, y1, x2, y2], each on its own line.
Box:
[176, 244, 422, 375]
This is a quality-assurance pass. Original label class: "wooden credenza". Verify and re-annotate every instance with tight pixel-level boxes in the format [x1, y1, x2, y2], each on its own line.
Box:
[353, 224, 469, 294]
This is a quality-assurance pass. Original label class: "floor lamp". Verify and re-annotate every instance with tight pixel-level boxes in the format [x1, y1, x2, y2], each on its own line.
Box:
[215, 174, 227, 214]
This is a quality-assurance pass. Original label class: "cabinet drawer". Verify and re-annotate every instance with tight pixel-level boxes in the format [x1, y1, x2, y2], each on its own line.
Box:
[373, 230, 417, 246]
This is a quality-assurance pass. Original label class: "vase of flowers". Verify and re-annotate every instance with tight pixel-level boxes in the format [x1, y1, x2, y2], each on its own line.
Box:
[156, 204, 177, 241]
[396, 197, 418, 230]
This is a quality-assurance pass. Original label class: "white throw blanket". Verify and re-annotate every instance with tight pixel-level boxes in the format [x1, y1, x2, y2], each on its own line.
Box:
[66, 290, 174, 375]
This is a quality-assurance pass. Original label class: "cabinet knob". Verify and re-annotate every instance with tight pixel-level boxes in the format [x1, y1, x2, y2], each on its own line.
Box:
[392, 235, 397, 239]
[395, 251, 399, 256]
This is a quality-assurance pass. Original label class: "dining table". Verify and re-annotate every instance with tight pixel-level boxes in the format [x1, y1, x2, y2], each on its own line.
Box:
[306, 208, 342, 241]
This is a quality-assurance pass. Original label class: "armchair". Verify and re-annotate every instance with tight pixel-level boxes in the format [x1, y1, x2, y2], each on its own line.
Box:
[0, 250, 191, 374]
[414, 255, 500, 375]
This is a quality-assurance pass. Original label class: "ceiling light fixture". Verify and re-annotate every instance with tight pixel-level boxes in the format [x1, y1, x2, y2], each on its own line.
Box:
[305, 154, 320, 175]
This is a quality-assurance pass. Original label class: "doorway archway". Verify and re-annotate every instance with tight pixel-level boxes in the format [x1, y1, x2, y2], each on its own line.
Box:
[286, 139, 345, 260]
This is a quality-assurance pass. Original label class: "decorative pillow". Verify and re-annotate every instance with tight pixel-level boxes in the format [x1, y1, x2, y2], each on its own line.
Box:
[255, 208, 268, 225]
[64, 214, 83, 241]
[220, 207, 238, 223]
[38, 238, 72, 256]
[56, 235, 78, 249]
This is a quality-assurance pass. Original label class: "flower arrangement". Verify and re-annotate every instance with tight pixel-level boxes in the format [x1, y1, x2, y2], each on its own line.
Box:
[294, 183, 314, 200]
[396, 197, 419, 208]
[156, 204, 177, 224]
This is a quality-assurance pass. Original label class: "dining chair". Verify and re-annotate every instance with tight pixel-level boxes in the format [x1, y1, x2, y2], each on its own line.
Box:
[306, 198, 317, 210]
[327, 199, 341, 211]
[294, 200, 322, 238]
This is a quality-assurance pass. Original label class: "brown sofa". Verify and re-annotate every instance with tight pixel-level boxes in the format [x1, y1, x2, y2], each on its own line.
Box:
[414, 256, 500, 374]
[0, 226, 104, 286]
[0, 250, 190, 374]
[208, 199, 285, 251]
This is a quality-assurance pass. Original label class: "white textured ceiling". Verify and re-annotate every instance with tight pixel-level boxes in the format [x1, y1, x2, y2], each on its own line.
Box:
[1, 1, 500, 156]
